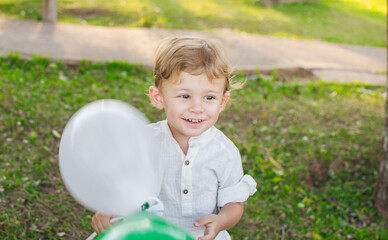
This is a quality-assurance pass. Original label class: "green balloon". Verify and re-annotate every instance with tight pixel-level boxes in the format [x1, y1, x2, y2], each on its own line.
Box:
[96, 212, 195, 240]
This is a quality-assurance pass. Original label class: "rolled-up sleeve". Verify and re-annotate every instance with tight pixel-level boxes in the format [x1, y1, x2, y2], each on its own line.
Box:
[217, 175, 257, 207]
[216, 142, 257, 207]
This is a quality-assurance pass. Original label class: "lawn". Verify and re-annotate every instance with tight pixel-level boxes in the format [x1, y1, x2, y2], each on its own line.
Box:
[0, 0, 385, 47]
[0, 54, 387, 239]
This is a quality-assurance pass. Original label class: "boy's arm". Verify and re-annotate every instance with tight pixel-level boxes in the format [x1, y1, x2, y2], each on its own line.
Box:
[194, 202, 244, 240]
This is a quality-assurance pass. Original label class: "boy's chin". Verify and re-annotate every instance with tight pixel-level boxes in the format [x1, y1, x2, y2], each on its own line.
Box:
[185, 127, 210, 137]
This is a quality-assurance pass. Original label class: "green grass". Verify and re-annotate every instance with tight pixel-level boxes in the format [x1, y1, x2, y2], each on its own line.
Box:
[0, 54, 387, 239]
[225, 76, 387, 239]
[0, 0, 385, 47]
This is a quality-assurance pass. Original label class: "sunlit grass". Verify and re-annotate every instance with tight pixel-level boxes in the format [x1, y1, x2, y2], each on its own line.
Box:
[63, 0, 151, 11]
[0, 0, 385, 46]
[343, 0, 387, 14]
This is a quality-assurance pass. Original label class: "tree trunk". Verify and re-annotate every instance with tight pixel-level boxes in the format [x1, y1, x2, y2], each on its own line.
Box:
[374, 12, 388, 219]
[44, 0, 57, 23]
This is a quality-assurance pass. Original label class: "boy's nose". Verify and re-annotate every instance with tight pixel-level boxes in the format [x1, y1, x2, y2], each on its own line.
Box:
[189, 99, 204, 113]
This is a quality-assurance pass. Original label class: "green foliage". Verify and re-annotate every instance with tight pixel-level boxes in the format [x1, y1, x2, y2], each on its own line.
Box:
[0, 0, 385, 47]
[0, 55, 387, 239]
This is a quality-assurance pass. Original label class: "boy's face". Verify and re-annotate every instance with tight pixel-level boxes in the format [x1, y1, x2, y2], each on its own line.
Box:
[149, 71, 230, 143]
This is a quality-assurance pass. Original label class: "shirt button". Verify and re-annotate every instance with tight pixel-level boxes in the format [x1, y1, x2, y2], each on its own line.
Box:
[183, 189, 188, 194]
[184, 160, 190, 166]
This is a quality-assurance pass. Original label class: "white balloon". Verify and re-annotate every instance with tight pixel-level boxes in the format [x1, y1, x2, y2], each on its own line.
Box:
[59, 99, 162, 217]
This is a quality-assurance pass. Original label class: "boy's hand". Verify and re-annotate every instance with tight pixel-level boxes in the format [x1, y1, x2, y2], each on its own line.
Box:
[194, 202, 244, 240]
[91, 212, 114, 234]
[194, 214, 221, 240]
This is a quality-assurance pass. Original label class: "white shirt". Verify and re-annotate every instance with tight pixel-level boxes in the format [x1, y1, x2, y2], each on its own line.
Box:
[149, 120, 257, 240]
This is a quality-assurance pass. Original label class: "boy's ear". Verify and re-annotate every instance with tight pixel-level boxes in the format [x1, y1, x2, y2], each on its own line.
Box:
[149, 86, 164, 109]
[219, 91, 230, 112]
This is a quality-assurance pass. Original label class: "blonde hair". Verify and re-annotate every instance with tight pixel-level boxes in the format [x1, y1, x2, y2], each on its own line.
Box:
[153, 37, 235, 92]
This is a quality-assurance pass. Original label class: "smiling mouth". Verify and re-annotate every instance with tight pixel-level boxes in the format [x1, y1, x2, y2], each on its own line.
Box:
[183, 118, 204, 123]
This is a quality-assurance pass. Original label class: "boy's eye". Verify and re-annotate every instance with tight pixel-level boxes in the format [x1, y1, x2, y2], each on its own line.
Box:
[180, 94, 190, 99]
[204, 95, 215, 100]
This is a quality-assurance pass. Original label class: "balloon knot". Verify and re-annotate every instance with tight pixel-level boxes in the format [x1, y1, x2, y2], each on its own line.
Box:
[141, 202, 150, 211]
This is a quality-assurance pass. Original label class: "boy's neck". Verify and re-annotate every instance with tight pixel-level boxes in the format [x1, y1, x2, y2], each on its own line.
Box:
[179, 142, 189, 156]
[171, 132, 189, 155]
[166, 121, 190, 155]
